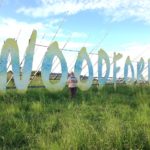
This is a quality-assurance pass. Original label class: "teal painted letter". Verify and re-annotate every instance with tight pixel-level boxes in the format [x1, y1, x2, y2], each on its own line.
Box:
[137, 58, 145, 82]
[0, 30, 37, 92]
[124, 56, 135, 83]
[113, 53, 122, 83]
[74, 47, 93, 91]
[98, 49, 110, 86]
[41, 41, 68, 92]
[148, 59, 150, 84]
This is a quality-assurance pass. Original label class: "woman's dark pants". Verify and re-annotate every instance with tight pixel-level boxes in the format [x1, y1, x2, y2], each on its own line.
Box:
[69, 87, 77, 98]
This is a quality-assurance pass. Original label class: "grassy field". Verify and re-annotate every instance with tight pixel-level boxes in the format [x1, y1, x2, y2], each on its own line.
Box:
[0, 84, 150, 149]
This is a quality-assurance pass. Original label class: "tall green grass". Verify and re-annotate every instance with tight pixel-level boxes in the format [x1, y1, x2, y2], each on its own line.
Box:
[0, 85, 150, 149]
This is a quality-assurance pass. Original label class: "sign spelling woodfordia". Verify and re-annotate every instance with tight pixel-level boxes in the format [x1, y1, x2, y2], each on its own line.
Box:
[0, 30, 150, 93]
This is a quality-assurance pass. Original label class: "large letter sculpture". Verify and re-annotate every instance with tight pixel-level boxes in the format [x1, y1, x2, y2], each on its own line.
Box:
[0, 30, 150, 93]
[41, 41, 68, 92]
[137, 58, 145, 82]
[0, 30, 37, 92]
[74, 47, 93, 91]
[113, 52, 122, 90]
[98, 49, 110, 86]
[124, 56, 135, 83]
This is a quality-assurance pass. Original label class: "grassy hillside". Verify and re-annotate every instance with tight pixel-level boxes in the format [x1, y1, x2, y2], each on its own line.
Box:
[0, 85, 150, 149]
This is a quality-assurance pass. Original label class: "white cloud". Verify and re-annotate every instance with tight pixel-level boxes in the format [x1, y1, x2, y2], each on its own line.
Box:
[0, 17, 89, 45]
[0, 17, 92, 72]
[118, 43, 150, 61]
[0, 16, 150, 78]
[107, 43, 150, 79]
[16, 0, 150, 24]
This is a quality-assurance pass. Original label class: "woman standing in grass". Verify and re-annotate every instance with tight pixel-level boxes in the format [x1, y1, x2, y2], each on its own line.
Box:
[67, 72, 78, 99]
